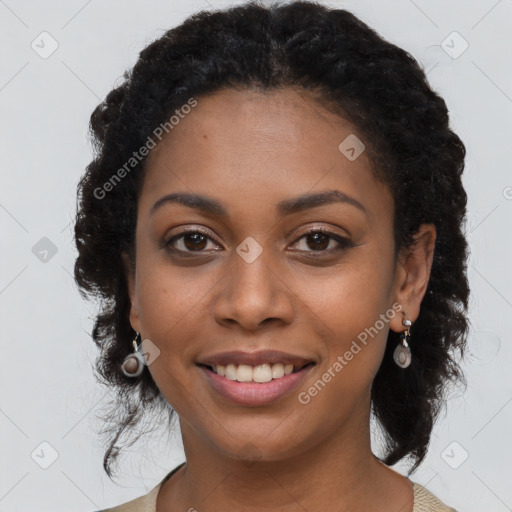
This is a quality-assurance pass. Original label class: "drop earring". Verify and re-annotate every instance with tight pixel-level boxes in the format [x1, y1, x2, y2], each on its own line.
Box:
[121, 332, 145, 377]
[393, 318, 412, 368]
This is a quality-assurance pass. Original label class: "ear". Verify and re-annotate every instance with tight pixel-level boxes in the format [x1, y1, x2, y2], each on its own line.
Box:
[122, 251, 141, 333]
[389, 224, 436, 333]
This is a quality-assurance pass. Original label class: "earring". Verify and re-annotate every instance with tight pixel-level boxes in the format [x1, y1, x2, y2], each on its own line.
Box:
[393, 318, 412, 368]
[121, 332, 145, 377]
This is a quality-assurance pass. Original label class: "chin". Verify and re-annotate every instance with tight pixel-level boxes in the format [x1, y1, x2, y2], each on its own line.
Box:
[196, 420, 315, 464]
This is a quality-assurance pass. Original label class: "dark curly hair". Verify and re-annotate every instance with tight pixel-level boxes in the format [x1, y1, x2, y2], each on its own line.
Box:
[74, 0, 470, 479]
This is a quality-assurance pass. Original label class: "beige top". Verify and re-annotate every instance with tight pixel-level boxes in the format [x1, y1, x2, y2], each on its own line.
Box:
[97, 464, 457, 512]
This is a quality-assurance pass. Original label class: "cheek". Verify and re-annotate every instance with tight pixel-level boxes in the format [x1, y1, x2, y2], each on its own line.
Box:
[134, 263, 203, 412]
[297, 251, 395, 384]
[134, 276, 191, 392]
[299, 256, 393, 336]
[294, 283, 393, 431]
[136, 253, 215, 337]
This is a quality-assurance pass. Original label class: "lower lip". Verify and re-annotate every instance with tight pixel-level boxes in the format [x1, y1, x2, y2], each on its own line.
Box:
[199, 365, 313, 407]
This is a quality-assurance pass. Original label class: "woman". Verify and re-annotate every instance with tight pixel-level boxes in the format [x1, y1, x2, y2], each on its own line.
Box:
[74, 1, 469, 510]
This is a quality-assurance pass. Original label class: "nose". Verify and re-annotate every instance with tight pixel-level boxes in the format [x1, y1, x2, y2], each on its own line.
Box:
[212, 246, 295, 332]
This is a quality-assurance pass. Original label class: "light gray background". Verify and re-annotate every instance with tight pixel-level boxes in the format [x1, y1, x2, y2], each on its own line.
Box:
[1, 0, 511, 511]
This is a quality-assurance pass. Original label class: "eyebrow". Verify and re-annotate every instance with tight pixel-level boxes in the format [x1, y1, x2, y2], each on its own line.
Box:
[150, 189, 367, 218]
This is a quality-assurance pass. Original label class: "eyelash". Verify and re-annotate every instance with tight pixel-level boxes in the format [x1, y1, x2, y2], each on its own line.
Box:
[163, 226, 354, 256]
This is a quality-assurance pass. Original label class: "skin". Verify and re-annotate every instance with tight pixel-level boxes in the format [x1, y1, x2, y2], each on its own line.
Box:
[124, 87, 436, 512]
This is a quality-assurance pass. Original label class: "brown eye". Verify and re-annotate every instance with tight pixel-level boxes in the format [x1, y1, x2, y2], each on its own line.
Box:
[291, 229, 354, 254]
[164, 229, 221, 253]
[304, 232, 330, 251]
[182, 233, 208, 251]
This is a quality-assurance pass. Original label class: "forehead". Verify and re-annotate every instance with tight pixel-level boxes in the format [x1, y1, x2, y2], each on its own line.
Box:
[146, 87, 363, 172]
[141, 87, 392, 221]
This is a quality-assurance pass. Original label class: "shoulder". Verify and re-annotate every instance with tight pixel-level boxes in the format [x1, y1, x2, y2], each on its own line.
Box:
[93, 463, 185, 512]
[93, 483, 160, 512]
[93, 469, 458, 512]
[412, 482, 458, 512]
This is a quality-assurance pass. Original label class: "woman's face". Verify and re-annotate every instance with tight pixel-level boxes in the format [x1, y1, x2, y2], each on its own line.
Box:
[126, 88, 427, 463]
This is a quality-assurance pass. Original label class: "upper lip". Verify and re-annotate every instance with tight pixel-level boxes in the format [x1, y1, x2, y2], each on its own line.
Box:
[197, 350, 315, 368]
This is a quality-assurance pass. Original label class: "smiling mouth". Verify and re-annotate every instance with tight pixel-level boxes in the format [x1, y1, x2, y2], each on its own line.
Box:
[199, 362, 315, 384]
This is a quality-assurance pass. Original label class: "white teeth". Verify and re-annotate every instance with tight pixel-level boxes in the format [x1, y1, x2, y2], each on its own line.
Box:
[271, 363, 284, 379]
[236, 364, 253, 382]
[253, 364, 272, 383]
[225, 363, 237, 381]
[212, 362, 306, 382]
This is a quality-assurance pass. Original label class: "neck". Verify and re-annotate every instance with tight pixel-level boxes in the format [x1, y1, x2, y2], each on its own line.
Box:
[157, 406, 414, 512]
